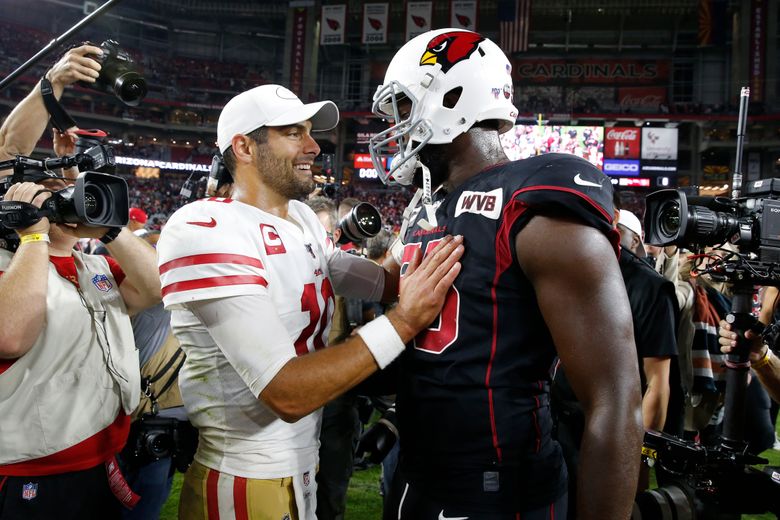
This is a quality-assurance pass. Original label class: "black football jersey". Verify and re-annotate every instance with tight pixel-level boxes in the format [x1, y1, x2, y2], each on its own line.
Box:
[396, 153, 617, 511]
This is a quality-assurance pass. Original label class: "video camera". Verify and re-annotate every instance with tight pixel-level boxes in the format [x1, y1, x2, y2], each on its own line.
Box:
[636, 87, 780, 519]
[635, 430, 780, 518]
[645, 179, 780, 267]
[83, 40, 147, 106]
[0, 142, 128, 242]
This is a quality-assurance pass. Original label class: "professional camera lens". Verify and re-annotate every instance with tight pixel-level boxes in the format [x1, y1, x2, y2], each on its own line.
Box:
[82, 188, 102, 220]
[658, 201, 681, 237]
[113, 71, 147, 107]
[144, 431, 173, 459]
[338, 202, 382, 245]
[83, 184, 107, 218]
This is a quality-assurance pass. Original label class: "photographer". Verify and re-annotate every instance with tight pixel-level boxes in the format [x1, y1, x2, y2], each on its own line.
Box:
[0, 44, 103, 165]
[0, 58, 161, 518]
[0, 174, 161, 519]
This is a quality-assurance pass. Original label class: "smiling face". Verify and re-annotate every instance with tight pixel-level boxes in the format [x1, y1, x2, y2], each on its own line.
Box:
[253, 121, 320, 201]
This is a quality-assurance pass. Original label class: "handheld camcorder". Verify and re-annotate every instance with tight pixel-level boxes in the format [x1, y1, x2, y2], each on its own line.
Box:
[84, 40, 147, 106]
[0, 142, 128, 241]
[338, 202, 382, 245]
[0, 171, 128, 230]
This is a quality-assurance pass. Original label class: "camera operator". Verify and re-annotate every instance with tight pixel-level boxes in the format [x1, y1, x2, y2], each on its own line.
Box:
[0, 61, 161, 519]
[0, 174, 162, 519]
[0, 44, 103, 166]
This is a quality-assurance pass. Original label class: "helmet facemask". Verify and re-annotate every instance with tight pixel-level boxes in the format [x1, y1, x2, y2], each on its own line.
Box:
[369, 80, 433, 187]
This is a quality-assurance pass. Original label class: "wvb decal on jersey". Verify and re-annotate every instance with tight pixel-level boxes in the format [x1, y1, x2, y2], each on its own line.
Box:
[454, 188, 502, 219]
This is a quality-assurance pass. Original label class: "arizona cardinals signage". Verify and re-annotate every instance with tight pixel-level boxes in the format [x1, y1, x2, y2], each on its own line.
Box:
[420, 31, 484, 74]
[290, 7, 307, 95]
[749, 0, 766, 102]
[406, 2, 432, 41]
[512, 59, 669, 85]
[604, 127, 640, 159]
[450, 0, 478, 31]
[362, 3, 389, 44]
[320, 4, 346, 45]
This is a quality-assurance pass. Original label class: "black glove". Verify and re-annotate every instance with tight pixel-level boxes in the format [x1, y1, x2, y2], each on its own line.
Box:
[356, 408, 398, 464]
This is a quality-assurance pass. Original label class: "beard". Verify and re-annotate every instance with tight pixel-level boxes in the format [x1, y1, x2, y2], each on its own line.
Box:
[254, 145, 313, 201]
[413, 142, 450, 190]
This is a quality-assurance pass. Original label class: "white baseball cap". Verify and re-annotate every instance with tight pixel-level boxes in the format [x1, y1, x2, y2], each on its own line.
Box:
[217, 85, 339, 153]
[618, 209, 647, 256]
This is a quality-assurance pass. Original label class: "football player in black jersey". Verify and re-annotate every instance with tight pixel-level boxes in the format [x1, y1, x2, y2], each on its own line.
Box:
[369, 29, 643, 520]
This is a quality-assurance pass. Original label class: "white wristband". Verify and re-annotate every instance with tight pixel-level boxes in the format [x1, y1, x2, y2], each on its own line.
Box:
[357, 315, 406, 369]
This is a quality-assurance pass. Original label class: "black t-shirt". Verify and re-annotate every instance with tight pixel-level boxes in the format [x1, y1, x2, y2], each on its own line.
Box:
[395, 154, 616, 512]
[619, 247, 679, 369]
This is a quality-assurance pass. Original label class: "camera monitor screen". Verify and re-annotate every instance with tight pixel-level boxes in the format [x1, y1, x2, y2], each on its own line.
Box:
[500, 125, 604, 170]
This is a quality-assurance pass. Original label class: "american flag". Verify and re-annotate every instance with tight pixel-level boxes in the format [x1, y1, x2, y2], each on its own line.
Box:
[498, 0, 531, 54]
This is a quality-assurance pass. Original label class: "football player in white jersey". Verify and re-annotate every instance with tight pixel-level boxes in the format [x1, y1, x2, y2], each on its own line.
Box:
[157, 84, 463, 520]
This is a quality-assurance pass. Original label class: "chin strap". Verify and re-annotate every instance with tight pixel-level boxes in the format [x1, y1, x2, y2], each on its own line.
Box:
[417, 162, 438, 231]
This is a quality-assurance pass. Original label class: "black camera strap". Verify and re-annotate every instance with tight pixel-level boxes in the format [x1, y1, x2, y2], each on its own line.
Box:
[141, 347, 185, 416]
[40, 76, 77, 132]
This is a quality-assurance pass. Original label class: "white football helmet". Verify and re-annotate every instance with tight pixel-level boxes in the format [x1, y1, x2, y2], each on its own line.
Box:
[369, 29, 518, 186]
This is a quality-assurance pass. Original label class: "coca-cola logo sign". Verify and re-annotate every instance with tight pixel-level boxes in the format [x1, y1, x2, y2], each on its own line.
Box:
[606, 128, 638, 141]
[619, 94, 663, 111]
[604, 126, 641, 159]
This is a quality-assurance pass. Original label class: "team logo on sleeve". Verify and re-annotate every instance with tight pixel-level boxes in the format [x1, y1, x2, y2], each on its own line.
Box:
[454, 188, 502, 219]
[92, 274, 113, 292]
[260, 224, 287, 255]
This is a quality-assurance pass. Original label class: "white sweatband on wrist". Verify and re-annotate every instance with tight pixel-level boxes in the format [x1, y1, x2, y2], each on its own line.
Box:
[357, 315, 406, 369]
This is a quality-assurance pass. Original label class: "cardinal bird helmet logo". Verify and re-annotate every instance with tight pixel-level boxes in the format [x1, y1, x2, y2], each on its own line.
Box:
[420, 31, 484, 73]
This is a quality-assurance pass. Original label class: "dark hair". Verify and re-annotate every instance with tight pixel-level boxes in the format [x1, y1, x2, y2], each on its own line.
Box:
[222, 127, 268, 173]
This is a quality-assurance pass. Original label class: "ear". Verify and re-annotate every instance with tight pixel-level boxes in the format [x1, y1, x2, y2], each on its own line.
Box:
[231, 134, 254, 165]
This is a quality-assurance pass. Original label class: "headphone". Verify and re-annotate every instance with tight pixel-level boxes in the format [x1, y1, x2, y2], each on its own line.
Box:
[206, 153, 233, 197]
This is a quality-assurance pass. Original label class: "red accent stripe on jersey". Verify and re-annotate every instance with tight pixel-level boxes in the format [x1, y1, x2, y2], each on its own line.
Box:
[550, 501, 556, 520]
[159, 253, 263, 275]
[233, 476, 248, 520]
[162, 275, 268, 298]
[509, 185, 619, 256]
[206, 469, 220, 520]
[487, 198, 530, 462]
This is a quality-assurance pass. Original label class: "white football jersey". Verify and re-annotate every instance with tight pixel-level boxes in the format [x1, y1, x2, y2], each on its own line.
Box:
[157, 197, 336, 478]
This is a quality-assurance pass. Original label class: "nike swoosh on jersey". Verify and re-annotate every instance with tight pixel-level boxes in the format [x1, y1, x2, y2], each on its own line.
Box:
[573, 173, 602, 188]
[438, 511, 469, 520]
[186, 217, 217, 228]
